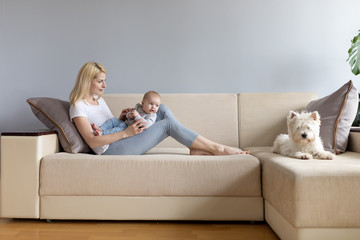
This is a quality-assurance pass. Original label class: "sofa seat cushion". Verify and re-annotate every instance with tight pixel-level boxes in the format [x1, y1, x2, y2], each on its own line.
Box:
[145, 147, 190, 155]
[40, 151, 261, 197]
[248, 147, 360, 228]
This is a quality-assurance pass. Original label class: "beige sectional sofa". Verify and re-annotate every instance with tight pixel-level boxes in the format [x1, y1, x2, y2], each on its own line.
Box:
[1, 92, 360, 240]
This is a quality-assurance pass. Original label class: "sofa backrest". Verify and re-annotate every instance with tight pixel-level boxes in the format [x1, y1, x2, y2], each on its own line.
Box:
[238, 92, 318, 149]
[103, 94, 239, 148]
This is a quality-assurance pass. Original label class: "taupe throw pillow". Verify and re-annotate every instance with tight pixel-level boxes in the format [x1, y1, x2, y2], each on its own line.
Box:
[306, 80, 358, 154]
[27, 97, 91, 153]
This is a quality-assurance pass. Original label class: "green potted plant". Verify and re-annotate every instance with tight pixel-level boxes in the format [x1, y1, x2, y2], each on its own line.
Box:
[347, 30, 360, 125]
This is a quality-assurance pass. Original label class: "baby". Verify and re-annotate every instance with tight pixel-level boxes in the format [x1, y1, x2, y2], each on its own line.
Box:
[92, 91, 161, 136]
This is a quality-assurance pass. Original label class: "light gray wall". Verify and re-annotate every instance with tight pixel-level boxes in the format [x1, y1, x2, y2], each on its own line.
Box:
[1, 0, 360, 133]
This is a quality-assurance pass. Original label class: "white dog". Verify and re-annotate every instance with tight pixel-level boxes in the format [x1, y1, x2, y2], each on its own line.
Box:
[273, 110, 334, 160]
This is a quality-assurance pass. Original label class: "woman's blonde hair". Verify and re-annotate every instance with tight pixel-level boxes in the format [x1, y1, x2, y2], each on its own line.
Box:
[70, 61, 107, 106]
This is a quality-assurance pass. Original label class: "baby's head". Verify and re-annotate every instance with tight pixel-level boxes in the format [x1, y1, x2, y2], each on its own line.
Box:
[142, 91, 161, 114]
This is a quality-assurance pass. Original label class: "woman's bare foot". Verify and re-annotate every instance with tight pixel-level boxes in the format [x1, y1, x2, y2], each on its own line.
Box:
[191, 136, 250, 156]
[216, 145, 250, 155]
[190, 146, 250, 156]
[91, 123, 102, 136]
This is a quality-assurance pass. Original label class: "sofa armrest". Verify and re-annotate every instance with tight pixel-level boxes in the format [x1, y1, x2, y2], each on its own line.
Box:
[0, 131, 59, 218]
[347, 128, 360, 153]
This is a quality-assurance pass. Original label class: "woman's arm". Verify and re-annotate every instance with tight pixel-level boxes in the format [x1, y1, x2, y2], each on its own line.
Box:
[73, 116, 145, 149]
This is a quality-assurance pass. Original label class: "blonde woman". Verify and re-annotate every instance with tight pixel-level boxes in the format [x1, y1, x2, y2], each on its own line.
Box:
[69, 61, 249, 155]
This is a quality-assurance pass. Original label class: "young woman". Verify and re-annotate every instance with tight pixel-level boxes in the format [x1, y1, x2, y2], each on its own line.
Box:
[69, 61, 249, 155]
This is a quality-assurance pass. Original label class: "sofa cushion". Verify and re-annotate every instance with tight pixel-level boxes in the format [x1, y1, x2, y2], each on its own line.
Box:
[306, 80, 358, 154]
[238, 92, 318, 149]
[40, 152, 261, 197]
[104, 94, 239, 148]
[249, 146, 360, 228]
[27, 97, 91, 153]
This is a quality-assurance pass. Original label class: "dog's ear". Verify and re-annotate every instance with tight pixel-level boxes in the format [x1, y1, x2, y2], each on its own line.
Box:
[289, 111, 297, 119]
[311, 111, 320, 121]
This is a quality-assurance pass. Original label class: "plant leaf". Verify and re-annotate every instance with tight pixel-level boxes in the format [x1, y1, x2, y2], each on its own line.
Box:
[347, 30, 360, 75]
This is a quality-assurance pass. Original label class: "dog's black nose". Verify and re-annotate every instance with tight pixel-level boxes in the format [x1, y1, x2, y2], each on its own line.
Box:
[301, 133, 307, 139]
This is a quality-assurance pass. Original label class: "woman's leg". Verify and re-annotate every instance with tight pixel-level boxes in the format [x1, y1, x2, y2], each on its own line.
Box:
[103, 116, 197, 155]
[156, 105, 248, 155]
[190, 135, 250, 155]
[103, 104, 248, 155]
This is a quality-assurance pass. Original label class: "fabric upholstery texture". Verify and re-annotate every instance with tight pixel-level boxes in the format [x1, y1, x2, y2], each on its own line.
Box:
[27, 97, 91, 153]
[40, 152, 261, 197]
[306, 80, 358, 154]
[237, 92, 318, 149]
[249, 146, 360, 228]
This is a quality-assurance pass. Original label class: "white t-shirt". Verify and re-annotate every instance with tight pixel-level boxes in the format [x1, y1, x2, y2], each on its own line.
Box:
[69, 98, 114, 154]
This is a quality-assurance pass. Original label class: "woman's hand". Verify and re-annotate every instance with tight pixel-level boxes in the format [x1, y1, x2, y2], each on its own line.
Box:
[125, 119, 147, 137]
[119, 108, 133, 121]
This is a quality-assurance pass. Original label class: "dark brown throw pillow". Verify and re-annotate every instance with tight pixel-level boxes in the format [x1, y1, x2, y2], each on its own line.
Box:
[306, 80, 358, 154]
[27, 97, 91, 153]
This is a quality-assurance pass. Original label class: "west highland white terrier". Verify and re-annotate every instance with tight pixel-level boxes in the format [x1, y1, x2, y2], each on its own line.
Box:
[272, 110, 335, 160]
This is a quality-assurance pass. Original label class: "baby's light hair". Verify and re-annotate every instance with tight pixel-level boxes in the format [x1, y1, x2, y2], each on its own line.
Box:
[143, 91, 161, 101]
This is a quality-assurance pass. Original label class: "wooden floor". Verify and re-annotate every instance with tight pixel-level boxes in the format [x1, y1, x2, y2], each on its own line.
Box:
[0, 219, 280, 240]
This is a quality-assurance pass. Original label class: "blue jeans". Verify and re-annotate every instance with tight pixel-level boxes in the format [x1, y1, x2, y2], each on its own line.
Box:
[103, 104, 198, 155]
[101, 117, 128, 135]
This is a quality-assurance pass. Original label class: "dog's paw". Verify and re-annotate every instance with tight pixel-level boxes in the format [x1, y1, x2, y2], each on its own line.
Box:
[294, 152, 313, 160]
[314, 151, 335, 160]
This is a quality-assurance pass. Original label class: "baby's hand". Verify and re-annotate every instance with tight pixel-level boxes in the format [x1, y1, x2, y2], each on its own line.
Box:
[129, 110, 139, 118]
[132, 110, 139, 118]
